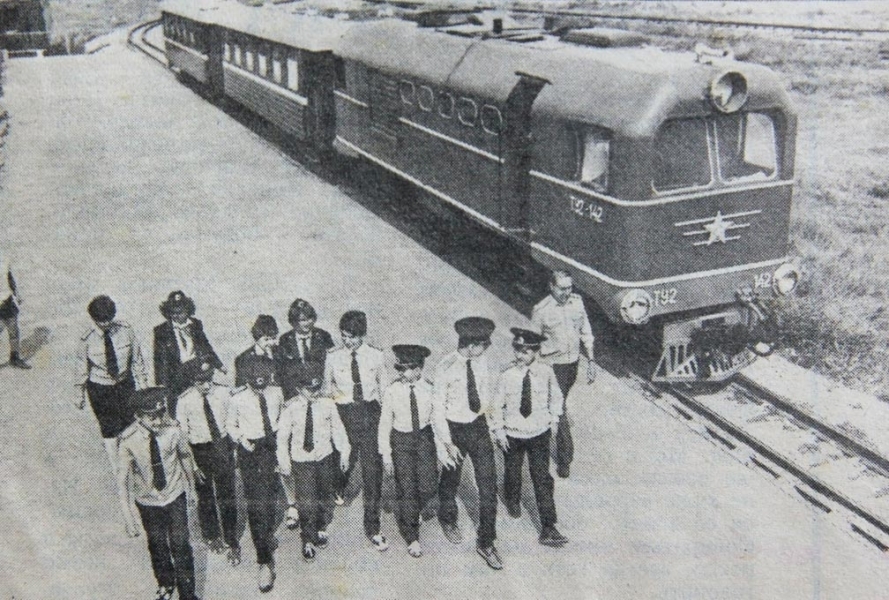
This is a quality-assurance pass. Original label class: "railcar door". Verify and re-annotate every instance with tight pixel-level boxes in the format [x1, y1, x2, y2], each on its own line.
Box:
[368, 69, 401, 155]
[500, 73, 549, 238]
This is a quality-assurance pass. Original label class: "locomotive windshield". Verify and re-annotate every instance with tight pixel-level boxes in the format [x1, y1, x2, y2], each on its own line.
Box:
[653, 113, 778, 193]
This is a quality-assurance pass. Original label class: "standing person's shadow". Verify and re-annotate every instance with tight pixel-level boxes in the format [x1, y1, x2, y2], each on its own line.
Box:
[0, 326, 50, 367]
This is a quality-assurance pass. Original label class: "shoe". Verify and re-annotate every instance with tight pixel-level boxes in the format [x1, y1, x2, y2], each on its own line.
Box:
[258, 562, 275, 593]
[286, 505, 300, 530]
[153, 586, 175, 600]
[369, 533, 389, 552]
[334, 494, 345, 506]
[316, 530, 329, 549]
[506, 501, 521, 519]
[227, 545, 242, 567]
[440, 522, 462, 545]
[476, 545, 503, 570]
[557, 465, 570, 479]
[407, 541, 423, 558]
[9, 357, 30, 370]
[207, 537, 227, 554]
[539, 525, 569, 547]
[303, 542, 316, 563]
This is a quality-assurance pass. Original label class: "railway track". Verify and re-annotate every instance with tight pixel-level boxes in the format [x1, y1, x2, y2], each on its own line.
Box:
[626, 370, 889, 553]
[127, 19, 166, 66]
[514, 7, 889, 42]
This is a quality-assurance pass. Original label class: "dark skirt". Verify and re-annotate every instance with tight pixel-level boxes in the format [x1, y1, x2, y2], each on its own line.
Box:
[86, 375, 136, 438]
[0, 295, 18, 320]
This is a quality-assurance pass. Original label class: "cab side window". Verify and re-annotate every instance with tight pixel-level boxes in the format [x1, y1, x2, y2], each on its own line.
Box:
[576, 128, 610, 192]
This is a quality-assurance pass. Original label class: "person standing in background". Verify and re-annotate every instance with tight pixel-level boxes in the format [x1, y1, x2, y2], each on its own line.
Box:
[76, 295, 149, 475]
[0, 251, 30, 369]
[531, 270, 596, 479]
[153, 290, 223, 416]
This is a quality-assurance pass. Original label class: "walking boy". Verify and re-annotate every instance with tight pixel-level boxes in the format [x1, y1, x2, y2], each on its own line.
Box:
[227, 361, 283, 593]
[117, 387, 201, 600]
[176, 360, 241, 565]
[379, 344, 449, 558]
[432, 316, 502, 570]
[491, 328, 568, 547]
[276, 363, 350, 562]
[0, 252, 30, 369]
[324, 310, 388, 551]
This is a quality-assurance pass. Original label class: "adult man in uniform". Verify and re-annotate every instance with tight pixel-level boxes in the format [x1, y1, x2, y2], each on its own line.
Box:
[0, 252, 30, 369]
[432, 316, 502, 570]
[531, 270, 596, 478]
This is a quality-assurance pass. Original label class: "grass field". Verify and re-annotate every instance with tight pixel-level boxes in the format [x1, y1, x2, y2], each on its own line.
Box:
[37, 0, 889, 397]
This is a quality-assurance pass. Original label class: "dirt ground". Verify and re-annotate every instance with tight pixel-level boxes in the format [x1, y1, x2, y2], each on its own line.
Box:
[2, 38, 889, 600]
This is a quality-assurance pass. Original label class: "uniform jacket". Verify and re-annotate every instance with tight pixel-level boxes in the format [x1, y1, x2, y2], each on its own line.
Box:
[153, 318, 222, 391]
[276, 327, 334, 398]
[234, 345, 278, 389]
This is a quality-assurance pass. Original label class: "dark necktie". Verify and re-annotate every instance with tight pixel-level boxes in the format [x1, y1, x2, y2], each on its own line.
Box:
[409, 384, 420, 433]
[103, 330, 119, 378]
[203, 393, 221, 442]
[303, 401, 314, 452]
[520, 370, 532, 418]
[149, 430, 167, 490]
[258, 391, 274, 440]
[299, 337, 309, 363]
[466, 360, 480, 413]
[351, 351, 364, 402]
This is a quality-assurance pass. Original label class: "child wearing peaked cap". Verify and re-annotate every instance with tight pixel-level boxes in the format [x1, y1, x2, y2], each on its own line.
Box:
[379, 344, 446, 558]
[176, 359, 240, 565]
[490, 328, 568, 548]
[226, 359, 284, 592]
[276, 362, 350, 563]
[117, 387, 202, 600]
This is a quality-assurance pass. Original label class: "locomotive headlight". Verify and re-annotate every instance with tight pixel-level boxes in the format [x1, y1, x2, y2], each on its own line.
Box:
[620, 289, 653, 325]
[772, 263, 800, 296]
[709, 71, 748, 114]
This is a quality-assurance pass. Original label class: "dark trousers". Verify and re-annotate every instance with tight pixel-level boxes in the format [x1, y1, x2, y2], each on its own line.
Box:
[392, 426, 438, 544]
[0, 312, 21, 357]
[238, 437, 278, 565]
[136, 493, 197, 600]
[336, 401, 383, 537]
[191, 439, 238, 548]
[292, 453, 337, 546]
[86, 374, 136, 439]
[165, 374, 190, 418]
[438, 417, 497, 547]
[504, 430, 557, 528]
[552, 362, 578, 472]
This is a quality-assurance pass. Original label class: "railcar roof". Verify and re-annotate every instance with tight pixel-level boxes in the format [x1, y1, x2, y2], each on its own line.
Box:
[161, 0, 351, 52]
[337, 19, 792, 135]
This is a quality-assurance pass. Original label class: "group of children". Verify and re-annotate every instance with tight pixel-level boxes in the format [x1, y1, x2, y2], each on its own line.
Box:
[82, 281, 588, 599]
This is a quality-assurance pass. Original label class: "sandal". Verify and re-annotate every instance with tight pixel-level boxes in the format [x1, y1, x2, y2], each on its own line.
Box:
[285, 505, 300, 530]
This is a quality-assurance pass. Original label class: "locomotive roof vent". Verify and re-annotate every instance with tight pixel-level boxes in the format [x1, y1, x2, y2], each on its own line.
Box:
[560, 27, 649, 48]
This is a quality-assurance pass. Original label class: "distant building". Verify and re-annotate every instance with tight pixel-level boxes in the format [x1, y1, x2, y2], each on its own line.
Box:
[0, 0, 47, 53]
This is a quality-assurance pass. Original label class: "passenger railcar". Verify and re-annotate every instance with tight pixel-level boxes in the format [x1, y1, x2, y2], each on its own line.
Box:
[159, 1, 801, 383]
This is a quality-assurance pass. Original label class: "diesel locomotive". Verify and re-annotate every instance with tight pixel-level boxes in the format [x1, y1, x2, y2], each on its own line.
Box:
[160, 0, 801, 383]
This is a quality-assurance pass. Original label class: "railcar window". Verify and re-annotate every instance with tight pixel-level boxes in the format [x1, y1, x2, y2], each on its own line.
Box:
[272, 51, 283, 84]
[418, 86, 434, 112]
[334, 59, 346, 90]
[224, 43, 231, 63]
[286, 55, 299, 91]
[457, 98, 478, 127]
[653, 118, 712, 192]
[716, 112, 777, 182]
[399, 81, 415, 105]
[438, 92, 454, 119]
[245, 48, 254, 72]
[576, 130, 610, 192]
[481, 105, 503, 135]
[258, 52, 268, 78]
